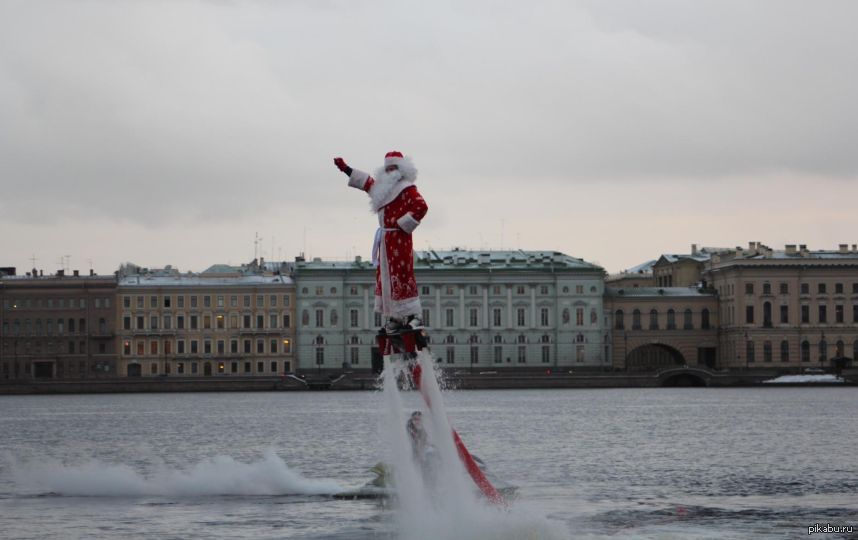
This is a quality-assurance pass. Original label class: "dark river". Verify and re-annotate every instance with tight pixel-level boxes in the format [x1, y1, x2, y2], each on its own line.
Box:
[1, 386, 856, 539]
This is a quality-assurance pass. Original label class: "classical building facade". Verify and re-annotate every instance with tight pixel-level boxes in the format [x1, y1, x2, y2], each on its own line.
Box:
[293, 250, 608, 372]
[0, 270, 118, 380]
[116, 266, 296, 377]
[605, 287, 719, 371]
[706, 242, 858, 370]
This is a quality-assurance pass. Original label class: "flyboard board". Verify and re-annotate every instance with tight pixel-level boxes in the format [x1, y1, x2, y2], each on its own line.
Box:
[377, 326, 506, 506]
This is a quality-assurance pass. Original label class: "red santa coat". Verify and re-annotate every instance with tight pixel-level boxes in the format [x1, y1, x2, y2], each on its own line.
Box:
[348, 169, 428, 319]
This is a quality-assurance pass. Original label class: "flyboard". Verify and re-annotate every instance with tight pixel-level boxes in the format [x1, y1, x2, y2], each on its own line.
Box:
[377, 325, 506, 506]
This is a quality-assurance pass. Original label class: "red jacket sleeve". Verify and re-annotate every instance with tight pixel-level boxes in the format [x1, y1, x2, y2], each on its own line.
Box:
[396, 186, 428, 233]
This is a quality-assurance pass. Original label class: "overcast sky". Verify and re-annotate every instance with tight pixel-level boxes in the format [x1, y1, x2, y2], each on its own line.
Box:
[2, 0, 857, 275]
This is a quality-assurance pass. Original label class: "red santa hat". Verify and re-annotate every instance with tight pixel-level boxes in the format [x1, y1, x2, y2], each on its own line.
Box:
[384, 150, 404, 168]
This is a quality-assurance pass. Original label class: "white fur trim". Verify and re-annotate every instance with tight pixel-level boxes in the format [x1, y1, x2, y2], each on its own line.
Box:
[348, 169, 371, 190]
[384, 156, 404, 168]
[396, 212, 420, 233]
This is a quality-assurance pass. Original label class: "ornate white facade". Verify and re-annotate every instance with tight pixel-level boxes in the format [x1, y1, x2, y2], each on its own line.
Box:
[294, 250, 608, 372]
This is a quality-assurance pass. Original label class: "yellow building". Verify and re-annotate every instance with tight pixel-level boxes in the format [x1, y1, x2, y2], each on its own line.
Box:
[116, 264, 296, 377]
[706, 243, 858, 370]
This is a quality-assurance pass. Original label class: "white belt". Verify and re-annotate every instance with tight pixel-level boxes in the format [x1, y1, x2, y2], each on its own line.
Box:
[372, 228, 399, 267]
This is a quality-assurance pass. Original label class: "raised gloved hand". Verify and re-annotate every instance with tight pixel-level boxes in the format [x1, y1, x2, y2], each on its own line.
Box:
[333, 157, 352, 176]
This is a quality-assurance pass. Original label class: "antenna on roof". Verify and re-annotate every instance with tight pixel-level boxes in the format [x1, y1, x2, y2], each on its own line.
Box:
[500, 219, 505, 250]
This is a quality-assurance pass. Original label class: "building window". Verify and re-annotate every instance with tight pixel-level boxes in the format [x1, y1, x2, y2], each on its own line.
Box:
[349, 309, 359, 328]
[230, 340, 238, 354]
[666, 309, 675, 330]
[493, 346, 502, 364]
[315, 309, 324, 328]
[818, 305, 827, 324]
[801, 305, 810, 324]
[217, 340, 225, 354]
[780, 305, 789, 324]
[632, 309, 642, 330]
[517, 346, 526, 363]
[283, 314, 291, 328]
[649, 309, 659, 330]
[800, 283, 809, 295]
[701, 309, 711, 330]
[745, 283, 754, 295]
[350, 347, 359, 364]
[576, 285, 584, 294]
[469, 308, 479, 327]
[517, 308, 526, 327]
[779, 283, 789, 295]
[762, 302, 772, 328]
[493, 308, 502, 327]
[244, 361, 251, 373]
[270, 339, 278, 354]
[541, 345, 550, 364]
[446, 347, 455, 364]
[746, 341, 755, 363]
[835, 304, 844, 323]
[615, 310, 625, 330]
[470, 346, 479, 365]
[853, 304, 858, 323]
[256, 340, 264, 354]
[801, 340, 810, 362]
[819, 340, 828, 363]
[777, 340, 788, 362]
[576, 345, 584, 363]
[374, 313, 382, 327]
[746, 306, 754, 325]
[302, 310, 309, 326]
[315, 346, 324, 366]
[243, 340, 251, 354]
[763, 341, 772, 363]
[540, 308, 549, 327]
[422, 308, 431, 328]
[818, 283, 827, 294]
[576, 308, 584, 326]
[269, 314, 278, 329]
[516, 286, 525, 295]
[540, 285, 548, 295]
[445, 308, 454, 327]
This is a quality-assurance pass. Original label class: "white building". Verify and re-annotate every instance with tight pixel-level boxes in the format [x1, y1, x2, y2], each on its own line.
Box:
[293, 249, 607, 373]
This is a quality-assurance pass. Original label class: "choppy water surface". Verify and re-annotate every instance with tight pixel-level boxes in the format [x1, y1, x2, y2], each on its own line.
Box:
[1, 387, 857, 539]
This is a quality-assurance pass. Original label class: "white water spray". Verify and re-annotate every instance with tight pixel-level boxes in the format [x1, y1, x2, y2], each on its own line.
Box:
[379, 351, 566, 540]
[8, 450, 342, 497]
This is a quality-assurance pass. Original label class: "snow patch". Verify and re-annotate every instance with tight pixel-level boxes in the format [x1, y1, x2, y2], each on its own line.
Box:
[763, 374, 845, 384]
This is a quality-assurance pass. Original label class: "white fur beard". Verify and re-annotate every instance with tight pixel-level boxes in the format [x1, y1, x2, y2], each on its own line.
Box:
[368, 169, 402, 212]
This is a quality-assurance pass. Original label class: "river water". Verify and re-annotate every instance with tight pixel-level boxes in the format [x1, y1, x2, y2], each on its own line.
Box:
[1, 385, 856, 539]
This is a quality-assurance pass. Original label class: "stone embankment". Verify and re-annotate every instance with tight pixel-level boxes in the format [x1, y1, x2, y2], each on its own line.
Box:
[2, 368, 855, 394]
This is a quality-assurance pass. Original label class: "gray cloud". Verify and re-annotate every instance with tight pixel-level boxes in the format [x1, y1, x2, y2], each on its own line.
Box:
[1, 0, 856, 233]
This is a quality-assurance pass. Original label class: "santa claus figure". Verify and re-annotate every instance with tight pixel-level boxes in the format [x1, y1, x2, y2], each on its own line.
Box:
[334, 151, 428, 331]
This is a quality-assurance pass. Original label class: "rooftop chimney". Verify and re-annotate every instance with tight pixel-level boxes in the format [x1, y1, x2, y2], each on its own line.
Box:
[691, 244, 698, 255]
[57, 269, 65, 277]
[839, 244, 848, 254]
[748, 241, 755, 250]
[89, 269, 94, 276]
[73, 269, 79, 277]
[799, 244, 808, 257]
[785, 244, 797, 255]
